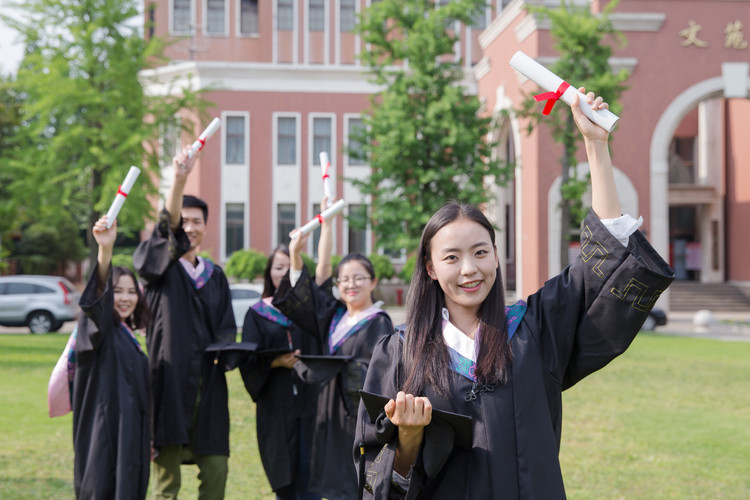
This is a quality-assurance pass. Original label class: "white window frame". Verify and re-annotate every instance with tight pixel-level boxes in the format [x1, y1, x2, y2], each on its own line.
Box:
[344, 113, 368, 169]
[275, 113, 301, 167]
[304, 0, 329, 64]
[222, 113, 249, 166]
[308, 113, 336, 168]
[237, 0, 260, 37]
[203, 0, 229, 37]
[170, 0, 195, 35]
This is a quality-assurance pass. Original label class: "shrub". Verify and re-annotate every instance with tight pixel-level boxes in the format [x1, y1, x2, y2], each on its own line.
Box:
[399, 255, 416, 283]
[368, 253, 394, 280]
[331, 254, 342, 274]
[111, 253, 135, 274]
[301, 253, 316, 276]
[225, 249, 268, 281]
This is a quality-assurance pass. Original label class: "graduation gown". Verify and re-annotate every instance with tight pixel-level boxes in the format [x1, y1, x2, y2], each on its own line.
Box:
[239, 301, 319, 492]
[133, 209, 236, 456]
[356, 210, 675, 499]
[73, 264, 150, 500]
[273, 267, 394, 499]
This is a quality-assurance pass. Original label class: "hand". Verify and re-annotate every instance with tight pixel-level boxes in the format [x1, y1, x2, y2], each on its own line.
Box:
[385, 391, 432, 439]
[571, 88, 610, 144]
[288, 229, 310, 256]
[270, 349, 300, 370]
[173, 146, 196, 181]
[92, 216, 117, 251]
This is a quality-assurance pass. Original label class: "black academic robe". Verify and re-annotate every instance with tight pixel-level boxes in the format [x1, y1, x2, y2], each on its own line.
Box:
[356, 210, 675, 499]
[73, 264, 150, 500]
[239, 303, 319, 492]
[273, 267, 394, 500]
[133, 209, 236, 456]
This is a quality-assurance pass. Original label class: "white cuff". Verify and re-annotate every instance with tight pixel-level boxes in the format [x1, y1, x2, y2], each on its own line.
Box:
[600, 214, 643, 247]
[290, 269, 302, 287]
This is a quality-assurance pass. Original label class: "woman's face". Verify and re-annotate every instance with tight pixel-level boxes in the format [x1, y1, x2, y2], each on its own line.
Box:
[114, 273, 139, 321]
[270, 251, 291, 290]
[425, 216, 498, 318]
[336, 260, 377, 312]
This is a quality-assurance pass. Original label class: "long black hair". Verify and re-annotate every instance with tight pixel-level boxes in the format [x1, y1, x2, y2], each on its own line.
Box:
[402, 203, 511, 396]
[112, 266, 150, 331]
[262, 245, 290, 299]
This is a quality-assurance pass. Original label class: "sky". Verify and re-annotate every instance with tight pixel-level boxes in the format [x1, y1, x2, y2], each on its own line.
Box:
[0, 2, 24, 76]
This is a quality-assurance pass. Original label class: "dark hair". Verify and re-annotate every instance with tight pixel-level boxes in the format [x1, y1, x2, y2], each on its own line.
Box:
[112, 266, 151, 331]
[182, 195, 208, 223]
[335, 253, 377, 301]
[402, 203, 511, 396]
[262, 245, 290, 298]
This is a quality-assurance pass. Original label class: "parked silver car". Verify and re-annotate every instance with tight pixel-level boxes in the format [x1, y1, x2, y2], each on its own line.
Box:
[0, 275, 80, 334]
[229, 283, 263, 328]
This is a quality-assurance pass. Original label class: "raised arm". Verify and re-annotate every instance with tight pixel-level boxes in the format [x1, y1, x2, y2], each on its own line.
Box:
[92, 216, 116, 294]
[571, 90, 620, 220]
[165, 146, 197, 230]
[315, 196, 333, 285]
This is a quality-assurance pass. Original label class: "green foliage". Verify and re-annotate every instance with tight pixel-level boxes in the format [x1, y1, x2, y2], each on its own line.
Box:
[399, 254, 417, 283]
[331, 254, 343, 274]
[352, 0, 511, 254]
[12, 215, 85, 275]
[301, 253, 316, 277]
[0, 0, 210, 268]
[516, 0, 629, 266]
[111, 253, 135, 273]
[368, 253, 394, 280]
[225, 249, 267, 281]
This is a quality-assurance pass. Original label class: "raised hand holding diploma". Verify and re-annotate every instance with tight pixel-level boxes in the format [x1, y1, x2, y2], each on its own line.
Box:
[319, 151, 333, 199]
[509, 51, 619, 132]
[105, 166, 141, 229]
[187, 117, 221, 159]
[291, 199, 346, 239]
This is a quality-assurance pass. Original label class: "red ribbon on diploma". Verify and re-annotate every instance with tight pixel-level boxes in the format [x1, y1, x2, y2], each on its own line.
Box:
[315, 214, 324, 225]
[322, 163, 330, 180]
[116, 185, 128, 198]
[198, 138, 206, 151]
[534, 81, 571, 115]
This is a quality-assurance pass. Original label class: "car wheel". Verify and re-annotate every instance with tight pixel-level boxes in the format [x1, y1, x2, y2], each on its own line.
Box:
[28, 311, 53, 334]
[50, 320, 64, 332]
[642, 315, 656, 331]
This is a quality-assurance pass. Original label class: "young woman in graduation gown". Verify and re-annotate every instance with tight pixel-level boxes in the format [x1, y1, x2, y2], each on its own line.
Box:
[355, 91, 676, 499]
[272, 205, 394, 500]
[239, 236, 330, 499]
[72, 215, 151, 499]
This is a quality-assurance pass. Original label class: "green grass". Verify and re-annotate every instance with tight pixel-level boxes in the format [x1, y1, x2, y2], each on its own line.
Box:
[1, 332, 749, 499]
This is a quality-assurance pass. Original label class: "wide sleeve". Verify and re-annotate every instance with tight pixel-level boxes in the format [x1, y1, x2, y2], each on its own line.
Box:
[272, 265, 339, 345]
[132, 208, 190, 286]
[526, 209, 675, 390]
[75, 263, 114, 359]
[239, 309, 271, 401]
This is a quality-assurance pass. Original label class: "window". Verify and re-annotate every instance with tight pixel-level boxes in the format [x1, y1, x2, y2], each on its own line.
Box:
[173, 0, 191, 32]
[312, 117, 332, 166]
[206, 0, 225, 34]
[471, 5, 487, 30]
[240, 0, 259, 34]
[278, 204, 297, 246]
[226, 203, 245, 257]
[340, 0, 356, 32]
[160, 119, 181, 166]
[277, 117, 297, 165]
[6, 283, 37, 295]
[309, 0, 324, 31]
[278, 0, 294, 30]
[348, 204, 368, 254]
[225, 116, 245, 164]
[347, 118, 366, 166]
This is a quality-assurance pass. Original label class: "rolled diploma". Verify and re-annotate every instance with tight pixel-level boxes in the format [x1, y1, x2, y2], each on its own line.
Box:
[105, 166, 141, 228]
[188, 117, 222, 158]
[509, 51, 619, 133]
[294, 199, 346, 238]
[319, 151, 332, 199]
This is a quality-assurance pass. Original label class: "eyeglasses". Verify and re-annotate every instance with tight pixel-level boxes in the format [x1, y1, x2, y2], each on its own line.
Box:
[334, 275, 372, 286]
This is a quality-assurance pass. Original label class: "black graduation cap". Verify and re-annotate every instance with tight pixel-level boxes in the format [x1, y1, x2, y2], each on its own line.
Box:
[359, 390, 473, 450]
[205, 342, 292, 371]
[294, 353, 353, 383]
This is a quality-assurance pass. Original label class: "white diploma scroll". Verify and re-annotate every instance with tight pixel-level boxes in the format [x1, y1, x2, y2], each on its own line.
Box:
[105, 166, 141, 228]
[509, 51, 619, 133]
[187, 117, 222, 158]
[293, 199, 346, 238]
[319, 151, 333, 199]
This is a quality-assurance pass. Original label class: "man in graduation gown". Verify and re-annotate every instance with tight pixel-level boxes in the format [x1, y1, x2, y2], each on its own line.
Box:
[133, 148, 236, 500]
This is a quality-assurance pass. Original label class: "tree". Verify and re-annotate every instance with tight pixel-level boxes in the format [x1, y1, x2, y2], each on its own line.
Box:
[516, 0, 628, 267]
[351, 0, 511, 254]
[0, 75, 23, 271]
[1, 0, 208, 270]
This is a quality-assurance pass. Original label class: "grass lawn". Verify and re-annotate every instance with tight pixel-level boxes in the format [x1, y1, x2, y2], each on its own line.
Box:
[1, 331, 749, 499]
